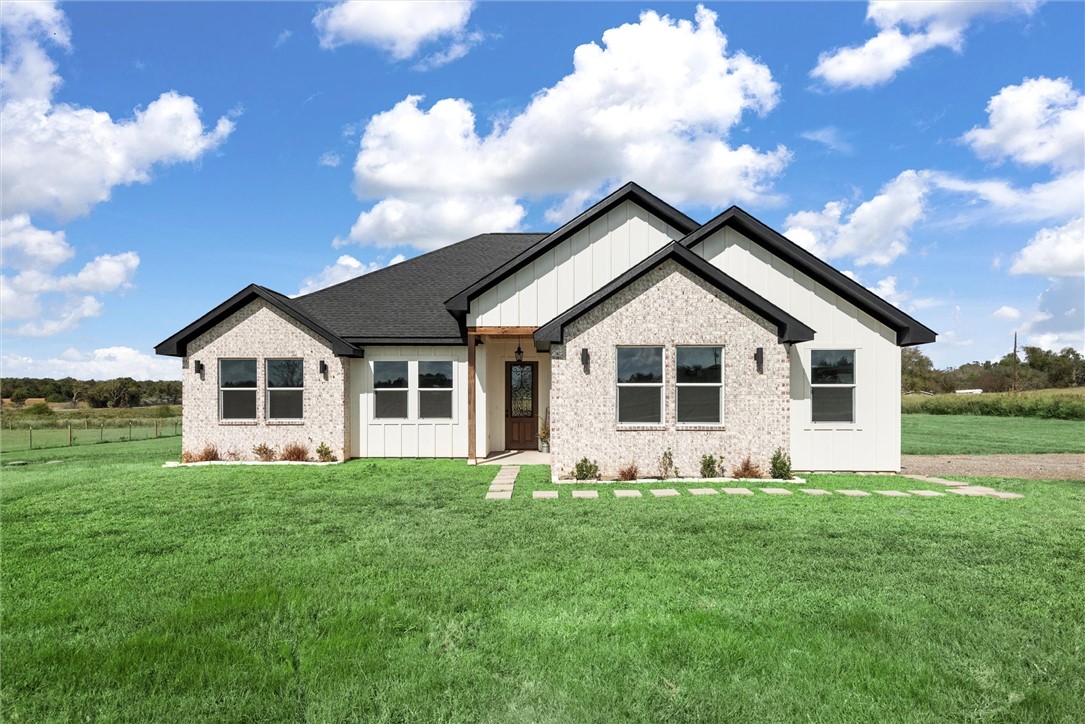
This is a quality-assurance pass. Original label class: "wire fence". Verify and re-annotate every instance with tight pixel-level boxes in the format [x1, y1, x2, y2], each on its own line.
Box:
[0, 418, 182, 453]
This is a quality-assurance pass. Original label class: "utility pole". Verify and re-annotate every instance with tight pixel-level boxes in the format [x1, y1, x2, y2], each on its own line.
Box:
[1012, 332, 1018, 394]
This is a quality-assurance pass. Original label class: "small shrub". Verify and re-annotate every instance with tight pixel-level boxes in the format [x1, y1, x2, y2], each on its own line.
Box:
[280, 443, 310, 462]
[658, 448, 675, 479]
[731, 455, 762, 479]
[617, 462, 639, 481]
[770, 448, 792, 480]
[224, 448, 242, 462]
[573, 457, 600, 480]
[24, 402, 55, 416]
[181, 450, 197, 463]
[196, 443, 220, 462]
[699, 454, 721, 478]
[252, 443, 277, 462]
[316, 442, 337, 463]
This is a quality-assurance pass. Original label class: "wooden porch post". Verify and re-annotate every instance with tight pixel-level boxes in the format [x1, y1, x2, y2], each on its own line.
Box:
[467, 331, 477, 464]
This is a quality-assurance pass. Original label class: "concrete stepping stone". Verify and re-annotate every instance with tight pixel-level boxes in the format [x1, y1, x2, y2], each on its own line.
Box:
[909, 490, 946, 497]
[948, 486, 995, 496]
[650, 488, 680, 497]
[902, 474, 968, 487]
[572, 490, 598, 499]
[836, 490, 871, 497]
[799, 488, 832, 495]
[760, 488, 792, 495]
[533, 490, 558, 499]
[614, 489, 642, 498]
[688, 488, 718, 496]
[723, 487, 753, 495]
[489, 483, 515, 492]
[988, 491, 1024, 499]
[874, 490, 911, 497]
[485, 491, 512, 500]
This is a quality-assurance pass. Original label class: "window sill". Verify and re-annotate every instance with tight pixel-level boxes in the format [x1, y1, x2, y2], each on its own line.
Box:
[676, 425, 727, 431]
[219, 420, 258, 426]
[616, 425, 666, 431]
[268, 420, 305, 425]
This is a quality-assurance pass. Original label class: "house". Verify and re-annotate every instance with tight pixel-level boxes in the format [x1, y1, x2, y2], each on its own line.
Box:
[155, 183, 935, 475]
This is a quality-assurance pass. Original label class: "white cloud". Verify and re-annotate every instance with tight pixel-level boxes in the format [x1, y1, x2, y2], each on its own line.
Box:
[274, 29, 293, 49]
[318, 151, 342, 168]
[1, 346, 181, 380]
[929, 170, 1083, 223]
[962, 77, 1084, 172]
[783, 169, 928, 266]
[1020, 277, 1084, 351]
[811, 1, 1038, 90]
[800, 126, 854, 154]
[313, 1, 475, 61]
[993, 305, 1022, 321]
[0, 2, 229, 337]
[296, 253, 409, 295]
[412, 30, 484, 71]
[1009, 217, 1085, 277]
[342, 5, 788, 250]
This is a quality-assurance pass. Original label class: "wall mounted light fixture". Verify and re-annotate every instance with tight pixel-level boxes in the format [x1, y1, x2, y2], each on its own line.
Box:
[194, 360, 205, 376]
[581, 347, 590, 374]
[754, 347, 764, 374]
[319, 360, 328, 377]
[514, 339, 523, 363]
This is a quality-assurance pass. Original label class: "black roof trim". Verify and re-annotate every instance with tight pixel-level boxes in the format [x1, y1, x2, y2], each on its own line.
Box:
[343, 337, 466, 346]
[154, 284, 359, 357]
[533, 242, 816, 351]
[445, 182, 699, 314]
[680, 207, 937, 346]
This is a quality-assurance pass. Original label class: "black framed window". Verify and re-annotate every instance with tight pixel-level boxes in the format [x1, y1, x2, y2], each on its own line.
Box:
[373, 361, 408, 419]
[267, 359, 303, 419]
[219, 359, 257, 420]
[811, 350, 855, 423]
[418, 361, 453, 419]
[616, 346, 663, 424]
[676, 346, 723, 424]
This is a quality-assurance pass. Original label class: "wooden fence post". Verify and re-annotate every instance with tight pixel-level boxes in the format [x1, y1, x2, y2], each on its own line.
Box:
[69, 424, 73, 447]
[100, 423, 104, 442]
[29, 426, 33, 449]
[155, 419, 159, 438]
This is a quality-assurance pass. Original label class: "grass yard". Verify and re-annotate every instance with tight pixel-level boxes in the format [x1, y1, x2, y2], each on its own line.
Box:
[3, 439, 1084, 721]
[902, 414, 1085, 454]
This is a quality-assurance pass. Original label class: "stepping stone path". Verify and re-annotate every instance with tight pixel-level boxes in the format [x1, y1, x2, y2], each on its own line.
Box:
[760, 488, 792, 495]
[874, 490, 911, 497]
[723, 487, 754, 495]
[650, 488, 680, 497]
[909, 490, 946, 497]
[614, 489, 642, 498]
[800, 488, 832, 495]
[836, 490, 871, 497]
[688, 488, 719, 496]
[485, 466, 519, 500]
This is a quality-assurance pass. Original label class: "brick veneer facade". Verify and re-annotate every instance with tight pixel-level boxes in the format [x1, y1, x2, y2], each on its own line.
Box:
[549, 260, 790, 479]
[182, 299, 350, 460]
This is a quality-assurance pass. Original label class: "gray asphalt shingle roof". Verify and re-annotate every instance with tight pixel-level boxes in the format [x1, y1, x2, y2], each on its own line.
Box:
[291, 232, 547, 343]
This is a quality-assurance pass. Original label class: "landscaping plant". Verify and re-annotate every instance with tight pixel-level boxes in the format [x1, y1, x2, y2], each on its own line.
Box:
[252, 443, 277, 462]
[617, 462, 638, 481]
[731, 455, 762, 479]
[657, 448, 674, 479]
[573, 457, 600, 480]
[279, 443, 310, 462]
[770, 448, 792, 480]
[699, 454, 721, 478]
[315, 442, 337, 463]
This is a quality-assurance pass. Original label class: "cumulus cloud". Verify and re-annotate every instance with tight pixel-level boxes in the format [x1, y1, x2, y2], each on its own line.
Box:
[992, 305, 1021, 321]
[1019, 278, 1084, 351]
[341, 5, 788, 250]
[274, 29, 292, 49]
[0, 1, 231, 336]
[2, 346, 181, 380]
[929, 170, 1083, 223]
[296, 253, 409, 296]
[313, 0, 477, 66]
[783, 169, 928, 266]
[318, 151, 342, 168]
[1009, 217, 1085, 277]
[811, 1, 1038, 90]
[962, 77, 1084, 172]
[800, 126, 853, 154]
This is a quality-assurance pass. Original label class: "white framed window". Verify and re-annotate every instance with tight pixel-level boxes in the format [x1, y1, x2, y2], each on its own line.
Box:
[219, 359, 257, 420]
[676, 346, 723, 425]
[266, 359, 303, 420]
[373, 361, 409, 419]
[616, 346, 664, 425]
[811, 349, 856, 423]
[418, 361, 453, 419]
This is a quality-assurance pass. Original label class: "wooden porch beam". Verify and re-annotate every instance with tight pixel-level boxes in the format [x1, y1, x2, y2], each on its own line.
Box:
[467, 332, 477, 464]
[470, 326, 538, 337]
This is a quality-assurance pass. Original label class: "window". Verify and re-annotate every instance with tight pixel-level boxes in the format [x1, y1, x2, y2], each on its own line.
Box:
[811, 350, 855, 423]
[220, 359, 257, 420]
[373, 361, 409, 419]
[676, 347, 723, 424]
[616, 346, 663, 424]
[267, 359, 303, 419]
[418, 361, 453, 419]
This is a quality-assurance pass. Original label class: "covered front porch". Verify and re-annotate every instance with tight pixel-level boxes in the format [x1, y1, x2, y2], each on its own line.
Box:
[468, 327, 551, 464]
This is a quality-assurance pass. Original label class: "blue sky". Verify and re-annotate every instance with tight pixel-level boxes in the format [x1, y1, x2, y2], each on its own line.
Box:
[1, 1, 1082, 380]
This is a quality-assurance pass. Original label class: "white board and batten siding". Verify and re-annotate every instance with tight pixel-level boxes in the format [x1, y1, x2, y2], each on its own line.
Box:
[468, 200, 687, 327]
[349, 347, 468, 458]
[692, 226, 902, 472]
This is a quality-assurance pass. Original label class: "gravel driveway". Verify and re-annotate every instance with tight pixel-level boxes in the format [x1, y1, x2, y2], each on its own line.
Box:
[901, 454, 1085, 481]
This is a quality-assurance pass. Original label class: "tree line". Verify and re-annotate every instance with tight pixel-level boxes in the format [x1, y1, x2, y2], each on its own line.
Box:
[0, 377, 181, 408]
[903, 346, 1085, 394]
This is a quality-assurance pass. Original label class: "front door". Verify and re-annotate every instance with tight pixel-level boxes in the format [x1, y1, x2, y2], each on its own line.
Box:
[505, 361, 538, 450]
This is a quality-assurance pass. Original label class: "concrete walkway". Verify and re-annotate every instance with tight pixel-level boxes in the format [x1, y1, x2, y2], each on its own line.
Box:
[485, 466, 519, 500]
[525, 484, 1023, 500]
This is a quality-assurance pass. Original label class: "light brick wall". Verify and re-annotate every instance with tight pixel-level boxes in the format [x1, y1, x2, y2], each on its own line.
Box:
[182, 299, 350, 460]
[550, 260, 790, 479]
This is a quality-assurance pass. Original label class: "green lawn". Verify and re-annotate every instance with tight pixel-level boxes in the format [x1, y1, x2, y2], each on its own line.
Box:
[902, 414, 1085, 454]
[3, 439, 1084, 721]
